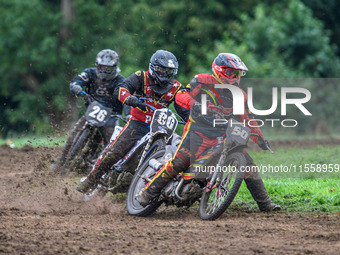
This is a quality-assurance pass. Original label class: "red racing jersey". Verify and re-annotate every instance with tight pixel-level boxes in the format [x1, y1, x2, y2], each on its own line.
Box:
[183, 73, 264, 144]
[115, 70, 189, 123]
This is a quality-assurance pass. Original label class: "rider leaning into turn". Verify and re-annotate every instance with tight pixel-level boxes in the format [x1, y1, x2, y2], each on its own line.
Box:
[76, 49, 189, 193]
[50, 49, 126, 172]
[136, 53, 281, 212]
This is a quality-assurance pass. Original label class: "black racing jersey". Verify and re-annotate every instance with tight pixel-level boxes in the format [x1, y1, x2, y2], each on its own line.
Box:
[70, 68, 125, 113]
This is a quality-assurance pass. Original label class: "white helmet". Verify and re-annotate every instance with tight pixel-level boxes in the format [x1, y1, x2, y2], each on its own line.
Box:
[95, 49, 120, 80]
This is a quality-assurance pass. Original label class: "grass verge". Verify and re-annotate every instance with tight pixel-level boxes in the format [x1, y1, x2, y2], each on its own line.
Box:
[233, 178, 339, 212]
[0, 135, 67, 148]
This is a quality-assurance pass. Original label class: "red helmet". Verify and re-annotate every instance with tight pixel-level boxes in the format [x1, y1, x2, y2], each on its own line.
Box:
[212, 53, 248, 85]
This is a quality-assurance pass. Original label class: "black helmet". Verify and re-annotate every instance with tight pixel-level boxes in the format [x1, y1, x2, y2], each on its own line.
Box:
[148, 50, 178, 94]
[95, 49, 120, 81]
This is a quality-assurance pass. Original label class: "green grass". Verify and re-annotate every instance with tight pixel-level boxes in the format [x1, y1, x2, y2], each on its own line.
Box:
[0, 135, 67, 148]
[250, 146, 340, 178]
[230, 145, 340, 212]
[232, 178, 339, 212]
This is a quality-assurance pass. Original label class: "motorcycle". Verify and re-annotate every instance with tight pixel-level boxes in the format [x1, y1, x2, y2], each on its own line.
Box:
[126, 117, 273, 220]
[82, 98, 185, 200]
[60, 92, 128, 176]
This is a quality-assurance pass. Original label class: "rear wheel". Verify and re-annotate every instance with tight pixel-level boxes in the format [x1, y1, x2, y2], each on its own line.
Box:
[199, 152, 246, 221]
[126, 149, 165, 216]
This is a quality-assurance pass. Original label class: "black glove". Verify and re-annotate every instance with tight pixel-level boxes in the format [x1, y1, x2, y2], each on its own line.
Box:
[258, 139, 270, 150]
[125, 95, 139, 107]
[192, 101, 219, 115]
[192, 102, 202, 113]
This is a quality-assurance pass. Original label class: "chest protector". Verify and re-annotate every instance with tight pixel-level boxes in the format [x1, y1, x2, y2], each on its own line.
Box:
[131, 71, 181, 123]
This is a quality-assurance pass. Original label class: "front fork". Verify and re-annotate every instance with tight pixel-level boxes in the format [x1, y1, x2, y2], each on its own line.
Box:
[135, 132, 167, 172]
[206, 147, 228, 192]
[135, 137, 155, 172]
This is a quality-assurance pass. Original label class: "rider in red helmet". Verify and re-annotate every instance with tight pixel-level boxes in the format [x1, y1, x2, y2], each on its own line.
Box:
[212, 52, 248, 85]
[137, 53, 281, 212]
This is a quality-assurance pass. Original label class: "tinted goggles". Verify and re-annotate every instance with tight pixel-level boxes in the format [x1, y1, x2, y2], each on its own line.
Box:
[98, 65, 117, 73]
[224, 68, 243, 77]
[154, 66, 178, 76]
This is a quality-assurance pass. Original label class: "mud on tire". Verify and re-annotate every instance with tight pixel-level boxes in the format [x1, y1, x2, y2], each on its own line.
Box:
[126, 149, 165, 216]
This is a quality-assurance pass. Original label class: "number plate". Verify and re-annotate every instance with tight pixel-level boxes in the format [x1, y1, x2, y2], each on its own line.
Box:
[85, 101, 113, 126]
[150, 108, 178, 139]
[226, 119, 250, 145]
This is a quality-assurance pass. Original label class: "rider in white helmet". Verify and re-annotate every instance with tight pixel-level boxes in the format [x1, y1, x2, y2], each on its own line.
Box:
[50, 49, 128, 173]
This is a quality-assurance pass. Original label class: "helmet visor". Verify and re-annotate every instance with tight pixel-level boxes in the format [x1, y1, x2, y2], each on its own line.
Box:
[154, 66, 178, 77]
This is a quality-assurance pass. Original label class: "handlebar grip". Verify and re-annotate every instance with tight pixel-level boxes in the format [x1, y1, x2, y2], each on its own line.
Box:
[79, 91, 87, 96]
[250, 133, 274, 154]
[137, 97, 156, 111]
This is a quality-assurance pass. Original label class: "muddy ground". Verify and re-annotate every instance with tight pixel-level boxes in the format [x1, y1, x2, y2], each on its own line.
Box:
[0, 139, 339, 254]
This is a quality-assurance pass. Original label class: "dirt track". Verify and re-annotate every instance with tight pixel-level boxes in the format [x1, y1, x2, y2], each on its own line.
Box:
[0, 141, 339, 254]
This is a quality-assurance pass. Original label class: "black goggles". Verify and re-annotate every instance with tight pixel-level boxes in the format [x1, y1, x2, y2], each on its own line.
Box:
[98, 65, 117, 73]
[154, 66, 178, 76]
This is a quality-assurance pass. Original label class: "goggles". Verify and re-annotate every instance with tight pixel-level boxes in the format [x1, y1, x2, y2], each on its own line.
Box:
[154, 66, 178, 77]
[98, 64, 117, 73]
[224, 68, 243, 77]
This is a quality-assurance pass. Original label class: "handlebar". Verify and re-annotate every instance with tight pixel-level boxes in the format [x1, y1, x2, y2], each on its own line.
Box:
[251, 134, 274, 154]
[136, 96, 186, 125]
[78, 91, 87, 96]
[79, 91, 94, 104]
[111, 114, 129, 124]
[137, 97, 156, 111]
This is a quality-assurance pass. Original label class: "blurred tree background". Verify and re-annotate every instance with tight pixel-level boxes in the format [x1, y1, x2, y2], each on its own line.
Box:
[1, 0, 340, 138]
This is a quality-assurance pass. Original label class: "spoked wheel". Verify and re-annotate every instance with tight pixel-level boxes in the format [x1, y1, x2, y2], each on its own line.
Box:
[68, 138, 103, 175]
[126, 150, 165, 216]
[199, 152, 246, 221]
[61, 128, 92, 176]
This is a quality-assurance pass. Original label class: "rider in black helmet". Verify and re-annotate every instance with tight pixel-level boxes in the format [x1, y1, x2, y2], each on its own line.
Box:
[76, 49, 189, 194]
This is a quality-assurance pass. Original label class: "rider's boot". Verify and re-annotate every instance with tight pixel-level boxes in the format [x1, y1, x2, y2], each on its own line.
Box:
[76, 175, 96, 194]
[136, 166, 175, 207]
[50, 157, 63, 172]
[76, 148, 116, 193]
[244, 168, 281, 212]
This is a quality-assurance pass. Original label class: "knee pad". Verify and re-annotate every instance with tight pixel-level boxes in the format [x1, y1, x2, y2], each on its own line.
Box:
[170, 157, 189, 176]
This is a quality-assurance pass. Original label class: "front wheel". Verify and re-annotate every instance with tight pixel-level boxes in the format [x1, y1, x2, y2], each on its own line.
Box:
[199, 152, 246, 221]
[126, 150, 165, 216]
[61, 128, 92, 176]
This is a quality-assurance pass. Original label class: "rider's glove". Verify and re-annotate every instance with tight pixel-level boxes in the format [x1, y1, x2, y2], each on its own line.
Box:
[207, 102, 221, 114]
[125, 95, 139, 107]
[70, 82, 83, 95]
[192, 102, 202, 113]
[258, 139, 270, 151]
